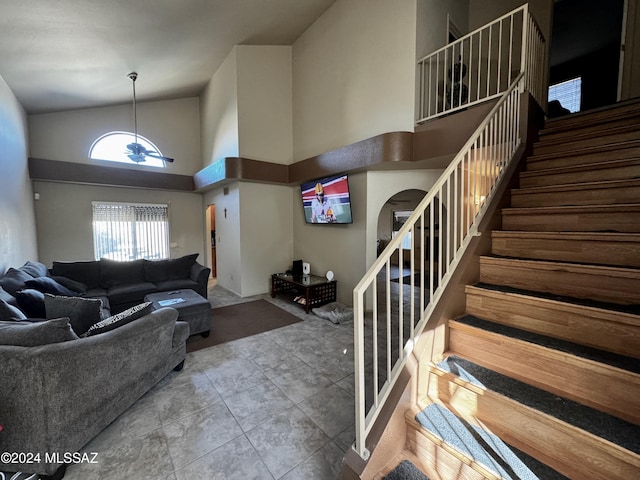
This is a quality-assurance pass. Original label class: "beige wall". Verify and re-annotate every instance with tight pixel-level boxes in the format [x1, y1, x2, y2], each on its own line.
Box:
[202, 182, 293, 297]
[33, 181, 205, 267]
[237, 46, 294, 164]
[29, 97, 202, 176]
[200, 49, 239, 168]
[0, 74, 38, 273]
[292, 0, 418, 161]
[416, 0, 469, 60]
[239, 182, 294, 296]
[293, 172, 367, 304]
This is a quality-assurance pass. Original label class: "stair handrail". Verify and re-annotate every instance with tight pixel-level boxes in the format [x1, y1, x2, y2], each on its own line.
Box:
[417, 3, 545, 123]
[353, 72, 526, 460]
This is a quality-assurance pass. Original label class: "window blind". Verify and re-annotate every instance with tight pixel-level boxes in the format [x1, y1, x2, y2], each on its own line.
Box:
[92, 202, 170, 261]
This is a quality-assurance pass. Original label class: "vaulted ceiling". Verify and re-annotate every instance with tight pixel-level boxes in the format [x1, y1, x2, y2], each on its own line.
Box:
[0, 0, 335, 114]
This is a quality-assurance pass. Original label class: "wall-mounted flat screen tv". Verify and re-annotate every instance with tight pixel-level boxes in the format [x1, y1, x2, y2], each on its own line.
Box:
[301, 174, 353, 224]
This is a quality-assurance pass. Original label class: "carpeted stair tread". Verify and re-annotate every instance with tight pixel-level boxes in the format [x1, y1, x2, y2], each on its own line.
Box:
[455, 313, 640, 374]
[475, 280, 640, 315]
[416, 403, 568, 480]
[383, 460, 429, 480]
[436, 355, 640, 454]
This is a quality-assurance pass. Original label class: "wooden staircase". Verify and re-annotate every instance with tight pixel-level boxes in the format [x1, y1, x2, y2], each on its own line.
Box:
[378, 102, 640, 479]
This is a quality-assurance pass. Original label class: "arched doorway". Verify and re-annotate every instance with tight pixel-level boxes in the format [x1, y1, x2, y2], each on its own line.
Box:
[376, 189, 445, 284]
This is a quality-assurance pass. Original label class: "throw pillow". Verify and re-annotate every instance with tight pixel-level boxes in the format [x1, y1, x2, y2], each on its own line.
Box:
[50, 261, 101, 289]
[44, 294, 103, 336]
[14, 289, 46, 318]
[25, 277, 78, 296]
[84, 301, 153, 337]
[0, 317, 79, 347]
[51, 275, 88, 294]
[0, 286, 17, 305]
[0, 268, 33, 296]
[19, 261, 49, 278]
[0, 299, 27, 321]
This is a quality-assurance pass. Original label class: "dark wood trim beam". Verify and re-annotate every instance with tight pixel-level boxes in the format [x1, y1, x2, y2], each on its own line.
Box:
[193, 157, 288, 192]
[28, 158, 195, 191]
[288, 131, 414, 184]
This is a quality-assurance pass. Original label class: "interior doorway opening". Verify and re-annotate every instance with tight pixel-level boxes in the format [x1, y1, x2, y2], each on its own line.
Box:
[206, 204, 217, 281]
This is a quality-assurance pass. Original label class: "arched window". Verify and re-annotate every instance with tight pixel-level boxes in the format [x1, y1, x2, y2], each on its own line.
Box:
[89, 131, 167, 168]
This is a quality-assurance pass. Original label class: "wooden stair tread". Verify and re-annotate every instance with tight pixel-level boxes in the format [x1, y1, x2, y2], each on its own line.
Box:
[466, 283, 640, 327]
[537, 124, 640, 147]
[491, 231, 640, 243]
[409, 402, 570, 480]
[465, 283, 640, 358]
[479, 255, 640, 280]
[452, 315, 640, 374]
[533, 130, 640, 155]
[521, 157, 640, 177]
[502, 203, 640, 214]
[429, 355, 640, 454]
[512, 177, 640, 195]
[478, 255, 640, 305]
[448, 318, 640, 425]
[542, 100, 640, 134]
[527, 139, 640, 163]
[470, 282, 640, 318]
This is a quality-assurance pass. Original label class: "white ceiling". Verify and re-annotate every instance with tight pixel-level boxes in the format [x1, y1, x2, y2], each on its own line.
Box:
[0, 0, 335, 114]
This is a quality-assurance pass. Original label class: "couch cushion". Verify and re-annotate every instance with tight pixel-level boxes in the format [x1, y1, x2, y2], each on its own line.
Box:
[0, 317, 79, 346]
[51, 261, 101, 289]
[50, 275, 88, 294]
[144, 253, 198, 283]
[44, 294, 103, 336]
[153, 279, 200, 293]
[100, 258, 145, 288]
[0, 299, 27, 321]
[84, 301, 153, 337]
[19, 260, 49, 278]
[0, 268, 33, 296]
[107, 282, 157, 306]
[25, 276, 78, 296]
[15, 289, 46, 318]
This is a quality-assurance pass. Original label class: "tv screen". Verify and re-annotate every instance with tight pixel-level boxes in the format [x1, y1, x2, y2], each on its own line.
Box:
[301, 174, 353, 224]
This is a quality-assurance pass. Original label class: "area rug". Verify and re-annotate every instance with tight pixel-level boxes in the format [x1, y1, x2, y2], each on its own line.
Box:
[186, 299, 302, 353]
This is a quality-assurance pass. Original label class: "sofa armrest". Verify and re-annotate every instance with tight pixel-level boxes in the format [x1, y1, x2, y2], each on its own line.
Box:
[189, 262, 211, 298]
[0, 307, 184, 476]
[173, 320, 190, 348]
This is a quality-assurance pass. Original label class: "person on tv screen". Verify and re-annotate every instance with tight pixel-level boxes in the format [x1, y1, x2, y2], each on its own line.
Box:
[311, 182, 336, 223]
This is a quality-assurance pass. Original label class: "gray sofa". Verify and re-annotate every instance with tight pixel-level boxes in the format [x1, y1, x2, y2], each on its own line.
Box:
[50, 254, 211, 313]
[0, 308, 189, 479]
[0, 258, 204, 478]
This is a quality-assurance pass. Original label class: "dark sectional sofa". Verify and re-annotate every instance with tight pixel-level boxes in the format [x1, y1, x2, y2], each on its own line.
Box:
[0, 255, 210, 479]
[50, 253, 210, 313]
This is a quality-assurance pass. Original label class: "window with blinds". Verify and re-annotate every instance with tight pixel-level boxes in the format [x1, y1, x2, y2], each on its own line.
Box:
[548, 77, 582, 113]
[92, 202, 170, 261]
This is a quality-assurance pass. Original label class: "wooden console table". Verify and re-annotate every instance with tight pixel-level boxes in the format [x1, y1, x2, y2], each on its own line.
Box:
[271, 273, 337, 313]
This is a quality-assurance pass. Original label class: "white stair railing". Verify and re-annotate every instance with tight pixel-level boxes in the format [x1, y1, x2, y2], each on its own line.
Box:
[417, 4, 545, 123]
[353, 73, 527, 460]
[352, 5, 545, 460]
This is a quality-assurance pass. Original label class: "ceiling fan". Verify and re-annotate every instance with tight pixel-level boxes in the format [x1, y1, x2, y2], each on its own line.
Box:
[126, 72, 174, 163]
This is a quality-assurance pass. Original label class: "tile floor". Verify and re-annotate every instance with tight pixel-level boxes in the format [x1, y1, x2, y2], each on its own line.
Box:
[62, 285, 356, 480]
